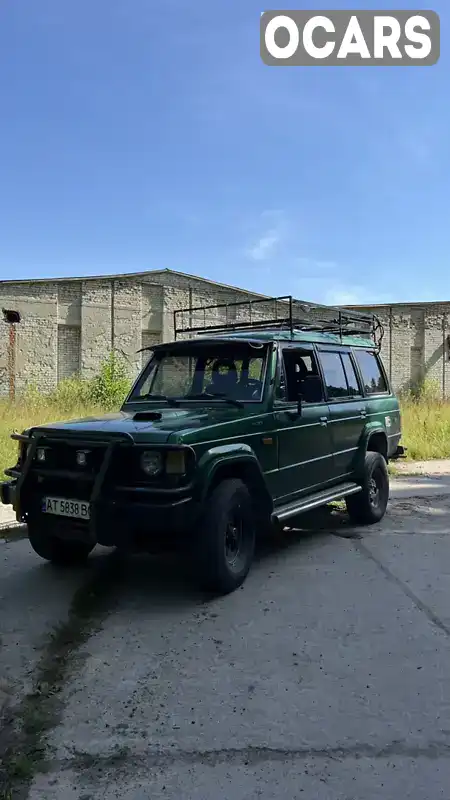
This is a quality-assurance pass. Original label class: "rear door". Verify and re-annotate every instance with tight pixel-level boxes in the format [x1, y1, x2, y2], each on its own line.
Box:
[315, 346, 366, 479]
[352, 347, 401, 456]
[271, 343, 336, 503]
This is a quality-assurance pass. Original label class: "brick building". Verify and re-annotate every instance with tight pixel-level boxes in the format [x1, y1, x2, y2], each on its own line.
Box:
[345, 301, 450, 398]
[0, 269, 272, 396]
[0, 268, 449, 397]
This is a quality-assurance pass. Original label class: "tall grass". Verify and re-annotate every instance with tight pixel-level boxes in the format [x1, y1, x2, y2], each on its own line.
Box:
[1, 368, 450, 480]
[398, 379, 450, 461]
[0, 353, 132, 480]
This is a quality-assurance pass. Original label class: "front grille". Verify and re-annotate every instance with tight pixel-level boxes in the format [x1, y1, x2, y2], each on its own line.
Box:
[31, 476, 93, 501]
[25, 439, 191, 494]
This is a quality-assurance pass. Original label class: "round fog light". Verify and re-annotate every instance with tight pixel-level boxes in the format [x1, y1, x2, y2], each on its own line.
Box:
[141, 451, 163, 476]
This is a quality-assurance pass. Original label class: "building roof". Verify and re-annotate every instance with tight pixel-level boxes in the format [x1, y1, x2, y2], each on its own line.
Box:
[344, 300, 450, 309]
[0, 267, 446, 309]
[0, 267, 271, 299]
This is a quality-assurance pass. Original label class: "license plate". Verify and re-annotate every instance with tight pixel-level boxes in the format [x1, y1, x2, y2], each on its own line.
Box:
[42, 497, 90, 520]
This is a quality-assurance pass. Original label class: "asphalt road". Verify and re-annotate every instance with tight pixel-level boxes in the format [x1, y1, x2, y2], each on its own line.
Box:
[2, 476, 450, 799]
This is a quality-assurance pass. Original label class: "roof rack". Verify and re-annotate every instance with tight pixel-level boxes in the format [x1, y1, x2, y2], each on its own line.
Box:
[173, 295, 384, 350]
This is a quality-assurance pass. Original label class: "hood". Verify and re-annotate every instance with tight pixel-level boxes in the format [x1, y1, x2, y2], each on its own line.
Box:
[28, 405, 241, 444]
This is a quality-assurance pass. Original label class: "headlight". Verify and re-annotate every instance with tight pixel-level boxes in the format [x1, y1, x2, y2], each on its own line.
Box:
[166, 450, 186, 475]
[140, 451, 163, 476]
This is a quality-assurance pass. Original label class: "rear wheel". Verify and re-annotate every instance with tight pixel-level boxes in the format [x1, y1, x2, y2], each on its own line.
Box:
[194, 478, 255, 595]
[346, 451, 389, 525]
[28, 523, 94, 566]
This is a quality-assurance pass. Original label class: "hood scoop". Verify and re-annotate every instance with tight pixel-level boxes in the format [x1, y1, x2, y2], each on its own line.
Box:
[133, 410, 163, 422]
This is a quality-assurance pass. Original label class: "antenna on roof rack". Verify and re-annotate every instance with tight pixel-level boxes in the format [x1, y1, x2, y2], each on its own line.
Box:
[173, 295, 384, 351]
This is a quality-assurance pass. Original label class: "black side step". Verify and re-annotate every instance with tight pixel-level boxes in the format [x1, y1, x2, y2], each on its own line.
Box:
[272, 482, 362, 523]
[390, 444, 407, 460]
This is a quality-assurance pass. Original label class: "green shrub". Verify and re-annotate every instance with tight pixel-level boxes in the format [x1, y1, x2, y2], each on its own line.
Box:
[400, 377, 442, 405]
[0, 353, 134, 478]
[87, 351, 132, 409]
[20, 383, 47, 411]
[49, 376, 92, 410]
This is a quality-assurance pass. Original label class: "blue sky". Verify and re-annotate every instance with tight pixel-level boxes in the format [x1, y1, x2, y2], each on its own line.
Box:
[0, 0, 448, 305]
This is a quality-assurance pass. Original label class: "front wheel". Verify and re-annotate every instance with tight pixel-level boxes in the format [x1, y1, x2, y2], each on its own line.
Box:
[194, 478, 255, 595]
[346, 451, 389, 525]
[28, 524, 94, 566]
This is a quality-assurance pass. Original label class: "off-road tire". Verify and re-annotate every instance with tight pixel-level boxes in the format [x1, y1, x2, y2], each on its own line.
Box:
[28, 524, 94, 566]
[194, 478, 255, 595]
[346, 451, 389, 525]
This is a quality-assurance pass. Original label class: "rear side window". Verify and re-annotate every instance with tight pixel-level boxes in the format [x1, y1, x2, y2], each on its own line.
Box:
[340, 353, 361, 396]
[319, 352, 351, 399]
[354, 350, 388, 394]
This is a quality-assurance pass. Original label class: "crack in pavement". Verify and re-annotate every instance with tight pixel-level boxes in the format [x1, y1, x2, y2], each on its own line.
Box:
[49, 738, 450, 774]
[353, 539, 450, 639]
[0, 550, 126, 800]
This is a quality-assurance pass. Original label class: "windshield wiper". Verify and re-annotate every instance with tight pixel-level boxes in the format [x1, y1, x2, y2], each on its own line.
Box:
[186, 392, 244, 408]
[136, 393, 180, 407]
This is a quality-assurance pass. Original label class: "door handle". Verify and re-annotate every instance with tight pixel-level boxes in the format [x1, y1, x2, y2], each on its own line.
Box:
[319, 416, 328, 426]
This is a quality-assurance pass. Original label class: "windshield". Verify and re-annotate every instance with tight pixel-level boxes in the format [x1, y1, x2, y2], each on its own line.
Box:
[128, 343, 268, 404]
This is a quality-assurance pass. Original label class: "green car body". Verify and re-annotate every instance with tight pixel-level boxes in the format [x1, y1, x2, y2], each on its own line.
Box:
[0, 304, 404, 595]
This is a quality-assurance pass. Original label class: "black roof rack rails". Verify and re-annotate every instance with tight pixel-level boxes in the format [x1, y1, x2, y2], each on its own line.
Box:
[173, 294, 384, 350]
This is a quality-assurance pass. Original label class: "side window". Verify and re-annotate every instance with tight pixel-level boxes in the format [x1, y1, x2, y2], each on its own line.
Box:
[275, 357, 288, 401]
[276, 348, 324, 404]
[354, 350, 388, 394]
[318, 352, 350, 399]
[340, 353, 361, 397]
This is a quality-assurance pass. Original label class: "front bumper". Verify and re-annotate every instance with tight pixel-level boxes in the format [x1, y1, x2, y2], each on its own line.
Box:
[95, 492, 200, 549]
[0, 480, 16, 508]
[1, 430, 200, 552]
[1, 477, 199, 550]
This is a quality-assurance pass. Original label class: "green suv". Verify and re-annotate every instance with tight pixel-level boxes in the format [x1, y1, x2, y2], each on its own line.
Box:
[0, 296, 404, 595]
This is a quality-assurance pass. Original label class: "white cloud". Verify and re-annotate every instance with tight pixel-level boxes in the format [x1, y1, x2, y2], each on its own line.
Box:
[291, 260, 391, 307]
[324, 285, 390, 307]
[245, 209, 286, 262]
[296, 257, 338, 277]
[246, 230, 280, 261]
[325, 288, 365, 306]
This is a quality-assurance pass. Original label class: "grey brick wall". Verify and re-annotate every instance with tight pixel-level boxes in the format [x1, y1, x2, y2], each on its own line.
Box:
[346, 302, 450, 396]
[57, 325, 81, 381]
[0, 280, 58, 395]
[0, 271, 449, 398]
[141, 330, 162, 368]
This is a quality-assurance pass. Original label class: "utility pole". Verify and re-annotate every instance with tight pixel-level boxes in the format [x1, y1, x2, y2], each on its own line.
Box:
[2, 309, 21, 402]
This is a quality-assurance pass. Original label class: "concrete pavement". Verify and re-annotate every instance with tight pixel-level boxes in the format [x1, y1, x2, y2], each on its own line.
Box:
[0, 502, 23, 535]
[1, 475, 450, 799]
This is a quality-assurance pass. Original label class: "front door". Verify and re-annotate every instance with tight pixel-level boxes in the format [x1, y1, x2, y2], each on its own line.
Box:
[271, 344, 336, 504]
[316, 347, 367, 479]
